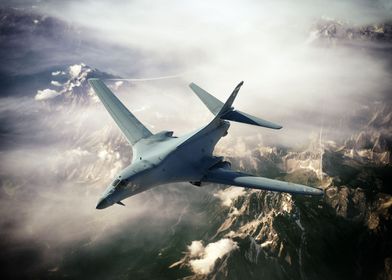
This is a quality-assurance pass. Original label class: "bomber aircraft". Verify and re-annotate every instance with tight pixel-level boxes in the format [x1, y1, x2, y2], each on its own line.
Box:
[88, 79, 323, 209]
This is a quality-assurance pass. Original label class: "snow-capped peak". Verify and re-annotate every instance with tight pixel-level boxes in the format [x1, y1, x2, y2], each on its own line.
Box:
[34, 63, 118, 104]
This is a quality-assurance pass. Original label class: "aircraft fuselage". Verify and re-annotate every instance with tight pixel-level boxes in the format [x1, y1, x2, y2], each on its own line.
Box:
[96, 119, 229, 209]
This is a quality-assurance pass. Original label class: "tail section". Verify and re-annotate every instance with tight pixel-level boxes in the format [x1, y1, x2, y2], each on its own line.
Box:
[189, 81, 282, 130]
[216, 81, 243, 117]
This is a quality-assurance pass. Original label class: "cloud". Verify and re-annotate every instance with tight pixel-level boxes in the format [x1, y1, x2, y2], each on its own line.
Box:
[51, 80, 62, 87]
[188, 240, 204, 257]
[114, 81, 123, 90]
[188, 238, 239, 274]
[69, 64, 83, 79]
[31, 0, 391, 147]
[34, 89, 60, 100]
[42, 0, 391, 52]
[51, 71, 61, 76]
[214, 187, 246, 207]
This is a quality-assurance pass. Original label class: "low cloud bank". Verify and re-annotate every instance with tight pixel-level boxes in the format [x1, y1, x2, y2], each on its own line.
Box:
[35, 89, 60, 100]
[188, 239, 239, 274]
[214, 187, 246, 207]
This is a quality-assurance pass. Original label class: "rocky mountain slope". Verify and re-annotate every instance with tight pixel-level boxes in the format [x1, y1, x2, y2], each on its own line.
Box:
[308, 18, 392, 45]
[169, 113, 391, 279]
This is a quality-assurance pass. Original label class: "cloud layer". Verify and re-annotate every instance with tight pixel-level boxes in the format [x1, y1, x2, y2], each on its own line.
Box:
[188, 239, 239, 274]
[33, 0, 392, 147]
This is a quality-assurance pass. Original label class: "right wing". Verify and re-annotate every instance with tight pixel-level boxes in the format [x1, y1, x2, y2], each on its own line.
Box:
[88, 79, 152, 145]
[204, 167, 323, 196]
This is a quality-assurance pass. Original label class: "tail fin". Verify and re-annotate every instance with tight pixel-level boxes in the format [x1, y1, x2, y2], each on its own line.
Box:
[216, 81, 243, 117]
[189, 81, 282, 130]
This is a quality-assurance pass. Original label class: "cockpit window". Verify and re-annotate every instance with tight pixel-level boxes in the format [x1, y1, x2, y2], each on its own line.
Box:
[112, 179, 133, 189]
[117, 180, 128, 188]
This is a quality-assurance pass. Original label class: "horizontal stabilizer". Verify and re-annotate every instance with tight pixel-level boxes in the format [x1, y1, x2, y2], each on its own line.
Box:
[204, 167, 323, 196]
[189, 82, 282, 130]
[221, 110, 282, 129]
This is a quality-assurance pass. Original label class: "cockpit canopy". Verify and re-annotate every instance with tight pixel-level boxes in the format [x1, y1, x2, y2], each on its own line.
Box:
[112, 179, 129, 188]
[112, 178, 139, 191]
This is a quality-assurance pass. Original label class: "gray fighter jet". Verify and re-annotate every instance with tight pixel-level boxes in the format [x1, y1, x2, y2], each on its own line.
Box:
[89, 79, 323, 209]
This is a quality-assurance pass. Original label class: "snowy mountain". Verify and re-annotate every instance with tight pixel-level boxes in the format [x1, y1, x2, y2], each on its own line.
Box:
[169, 110, 391, 279]
[308, 18, 392, 46]
[34, 63, 118, 105]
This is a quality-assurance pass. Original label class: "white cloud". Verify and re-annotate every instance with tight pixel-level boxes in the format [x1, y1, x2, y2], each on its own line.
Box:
[114, 81, 123, 90]
[46, 0, 391, 54]
[38, 0, 392, 147]
[51, 80, 62, 87]
[188, 238, 238, 274]
[214, 187, 245, 207]
[133, 106, 148, 113]
[51, 71, 61, 76]
[35, 89, 60, 101]
[188, 240, 204, 257]
[69, 64, 83, 79]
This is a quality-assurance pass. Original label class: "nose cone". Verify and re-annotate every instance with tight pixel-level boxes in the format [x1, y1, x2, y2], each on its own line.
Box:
[96, 197, 110, 209]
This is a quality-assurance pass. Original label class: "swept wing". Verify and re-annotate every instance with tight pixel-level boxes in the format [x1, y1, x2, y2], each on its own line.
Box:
[88, 79, 152, 145]
[204, 167, 323, 196]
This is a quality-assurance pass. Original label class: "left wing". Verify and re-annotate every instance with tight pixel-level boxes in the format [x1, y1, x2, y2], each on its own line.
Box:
[88, 78, 152, 145]
[204, 167, 323, 196]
